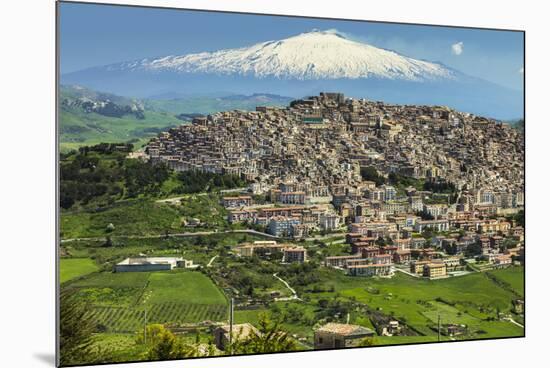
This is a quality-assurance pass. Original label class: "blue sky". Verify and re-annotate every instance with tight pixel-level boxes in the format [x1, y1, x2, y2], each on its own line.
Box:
[59, 2, 524, 91]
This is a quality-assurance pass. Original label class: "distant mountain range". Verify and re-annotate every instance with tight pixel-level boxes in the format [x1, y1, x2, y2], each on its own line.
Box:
[62, 29, 523, 119]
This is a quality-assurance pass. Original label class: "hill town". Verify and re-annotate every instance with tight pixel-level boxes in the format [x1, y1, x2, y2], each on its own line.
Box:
[59, 92, 524, 365]
[145, 92, 524, 278]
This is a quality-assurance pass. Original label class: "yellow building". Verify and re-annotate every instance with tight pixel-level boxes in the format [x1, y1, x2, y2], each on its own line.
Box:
[410, 260, 430, 274]
[423, 262, 447, 278]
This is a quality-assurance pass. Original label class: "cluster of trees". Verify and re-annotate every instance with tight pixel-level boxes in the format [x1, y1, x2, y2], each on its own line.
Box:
[375, 236, 394, 247]
[388, 172, 423, 190]
[268, 304, 315, 326]
[136, 324, 215, 361]
[224, 265, 273, 297]
[465, 242, 482, 257]
[230, 314, 298, 354]
[443, 242, 458, 255]
[60, 146, 171, 209]
[78, 142, 134, 155]
[278, 261, 321, 287]
[416, 210, 435, 221]
[509, 210, 525, 227]
[174, 171, 248, 194]
[137, 314, 297, 361]
[423, 179, 456, 193]
[218, 259, 323, 298]
[60, 154, 122, 209]
[315, 298, 354, 323]
[124, 159, 170, 197]
[360, 166, 385, 186]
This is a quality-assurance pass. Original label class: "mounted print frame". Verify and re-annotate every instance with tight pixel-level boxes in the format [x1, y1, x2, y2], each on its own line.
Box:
[56, 1, 525, 366]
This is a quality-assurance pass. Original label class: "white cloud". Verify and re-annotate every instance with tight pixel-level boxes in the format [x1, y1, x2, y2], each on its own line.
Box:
[451, 41, 464, 56]
[518, 67, 524, 74]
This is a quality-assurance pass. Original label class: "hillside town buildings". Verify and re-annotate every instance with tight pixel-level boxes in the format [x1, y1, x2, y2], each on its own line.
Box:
[147, 92, 524, 276]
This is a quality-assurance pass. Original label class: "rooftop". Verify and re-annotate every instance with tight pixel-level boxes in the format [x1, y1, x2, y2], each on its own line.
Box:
[316, 323, 374, 336]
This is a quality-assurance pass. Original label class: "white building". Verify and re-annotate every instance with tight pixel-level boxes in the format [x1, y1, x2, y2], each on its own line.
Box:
[320, 214, 341, 231]
[114, 257, 197, 272]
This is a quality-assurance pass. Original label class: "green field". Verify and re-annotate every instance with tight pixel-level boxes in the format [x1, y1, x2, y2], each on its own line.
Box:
[488, 266, 524, 297]
[73, 271, 151, 289]
[143, 271, 227, 305]
[60, 258, 99, 283]
[59, 108, 182, 152]
[68, 270, 228, 333]
[422, 300, 481, 326]
[305, 268, 523, 339]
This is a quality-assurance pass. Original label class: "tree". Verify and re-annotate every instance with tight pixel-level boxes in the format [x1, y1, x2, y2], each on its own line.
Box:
[137, 324, 213, 360]
[105, 223, 115, 233]
[465, 243, 482, 257]
[59, 289, 106, 366]
[360, 166, 385, 186]
[375, 237, 386, 247]
[231, 313, 298, 354]
[318, 298, 330, 308]
[513, 210, 525, 227]
[102, 235, 113, 248]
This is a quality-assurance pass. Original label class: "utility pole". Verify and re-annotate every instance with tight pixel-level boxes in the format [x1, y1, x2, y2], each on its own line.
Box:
[229, 298, 234, 354]
[437, 313, 441, 342]
[144, 309, 148, 345]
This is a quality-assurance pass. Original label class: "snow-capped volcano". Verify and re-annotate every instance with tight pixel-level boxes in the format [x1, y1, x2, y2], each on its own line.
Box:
[62, 29, 523, 119]
[113, 30, 456, 81]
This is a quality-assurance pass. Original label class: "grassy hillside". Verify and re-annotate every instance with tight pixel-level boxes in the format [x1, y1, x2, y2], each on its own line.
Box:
[60, 258, 99, 283]
[59, 108, 183, 152]
[144, 94, 293, 115]
[59, 85, 293, 151]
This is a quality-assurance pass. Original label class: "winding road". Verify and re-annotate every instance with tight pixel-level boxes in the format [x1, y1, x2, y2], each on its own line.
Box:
[273, 273, 301, 301]
[60, 229, 279, 243]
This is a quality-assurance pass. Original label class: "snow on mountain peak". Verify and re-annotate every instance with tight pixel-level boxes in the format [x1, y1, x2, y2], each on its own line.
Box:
[122, 30, 457, 82]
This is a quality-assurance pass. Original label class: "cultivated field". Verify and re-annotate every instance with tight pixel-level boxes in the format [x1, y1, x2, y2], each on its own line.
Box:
[60, 258, 99, 283]
[67, 270, 227, 333]
[230, 268, 524, 343]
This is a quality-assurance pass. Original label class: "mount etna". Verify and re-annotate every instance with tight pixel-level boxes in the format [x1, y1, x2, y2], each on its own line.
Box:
[62, 29, 523, 119]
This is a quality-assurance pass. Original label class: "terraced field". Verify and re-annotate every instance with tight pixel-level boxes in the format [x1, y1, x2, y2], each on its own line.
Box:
[70, 270, 228, 333]
[88, 303, 227, 332]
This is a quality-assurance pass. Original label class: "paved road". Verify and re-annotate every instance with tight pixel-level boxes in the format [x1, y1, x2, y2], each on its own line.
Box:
[60, 229, 279, 243]
[155, 193, 207, 204]
[219, 187, 248, 193]
[304, 233, 347, 242]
